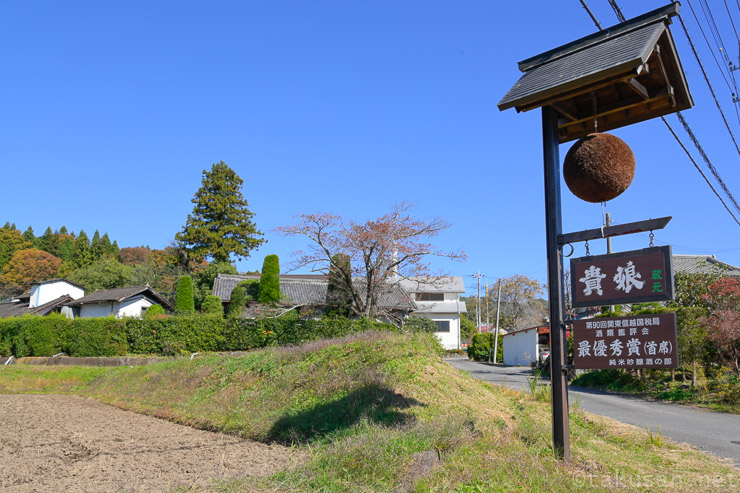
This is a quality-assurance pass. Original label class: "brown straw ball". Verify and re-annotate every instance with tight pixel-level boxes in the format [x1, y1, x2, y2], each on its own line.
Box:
[563, 133, 635, 203]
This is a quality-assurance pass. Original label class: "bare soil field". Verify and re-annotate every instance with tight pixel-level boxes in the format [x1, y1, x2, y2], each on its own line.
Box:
[0, 394, 301, 492]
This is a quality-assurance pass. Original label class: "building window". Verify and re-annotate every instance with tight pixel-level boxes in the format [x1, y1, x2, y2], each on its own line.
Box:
[434, 320, 450, 332]
[416, 292, 444, 301]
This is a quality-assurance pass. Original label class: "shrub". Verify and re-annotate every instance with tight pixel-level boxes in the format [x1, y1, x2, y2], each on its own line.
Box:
[144, 304, 165, 319]
[404, 316, 437, 333]
[239, 279, 260, 300]
[228, 286, 246, 318]
[175, 275, 195, 315]
[201, 295, 224, 316]
[258, 254, 281, 303]
[467, 332, 503, 363]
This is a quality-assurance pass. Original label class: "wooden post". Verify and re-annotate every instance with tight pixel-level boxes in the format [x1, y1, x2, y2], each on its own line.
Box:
[542, 105, 570, 461]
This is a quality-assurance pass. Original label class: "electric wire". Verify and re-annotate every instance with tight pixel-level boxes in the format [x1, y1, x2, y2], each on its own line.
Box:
[686, 0, 735, 93]
[591, 0, 740, 227]
[700, 0, 735, 71]
[677, 13, 740, 156]
[724, 0, 740, 42]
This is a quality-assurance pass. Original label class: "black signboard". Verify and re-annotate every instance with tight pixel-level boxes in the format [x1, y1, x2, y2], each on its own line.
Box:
[570, 246, 674, 308]
[573, 312, 678, 369]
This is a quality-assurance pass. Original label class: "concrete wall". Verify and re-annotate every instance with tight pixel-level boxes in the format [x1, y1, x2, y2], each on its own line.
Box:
[29, 281, 84, 308]
[503, 328, 539, 366]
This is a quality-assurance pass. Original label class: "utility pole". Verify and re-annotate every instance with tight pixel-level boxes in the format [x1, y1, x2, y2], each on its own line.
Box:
[493, 280, 502, 364]
[473, 271, 483, 333]
[606, 212, 614, 314]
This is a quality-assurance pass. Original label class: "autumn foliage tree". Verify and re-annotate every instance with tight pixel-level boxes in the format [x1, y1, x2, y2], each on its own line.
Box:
[490, 275, 545, 330]
[0, 248, 62, 291]
[277, 203, 465, 321]
[701, 277, 740, 376]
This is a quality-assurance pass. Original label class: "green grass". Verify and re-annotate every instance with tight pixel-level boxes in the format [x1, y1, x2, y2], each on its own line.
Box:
[1, 330, 738, 492]
[571, 369, 740, 414]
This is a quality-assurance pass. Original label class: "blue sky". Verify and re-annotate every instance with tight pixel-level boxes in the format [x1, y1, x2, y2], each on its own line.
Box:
[3, 1, 740, 296]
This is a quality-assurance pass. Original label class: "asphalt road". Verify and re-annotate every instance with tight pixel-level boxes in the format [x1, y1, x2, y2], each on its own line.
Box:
[447, 358, 740, 468]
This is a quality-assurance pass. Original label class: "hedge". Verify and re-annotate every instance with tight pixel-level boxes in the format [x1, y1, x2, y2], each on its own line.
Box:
[0, 314, 396, 357]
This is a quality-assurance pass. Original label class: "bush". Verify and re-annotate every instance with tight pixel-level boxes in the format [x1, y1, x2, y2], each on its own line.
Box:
[467, 332, 503, 363]
[258, 255, 281, 303]
[144, 304, 165, 319]
[404, 316, 437, 333]
[175, 275, 195, 315]
[239, 279, 260, 300]
[201, 295, 224, 316]
[228, 286, 246, 318]
[0, 315, 398, 357]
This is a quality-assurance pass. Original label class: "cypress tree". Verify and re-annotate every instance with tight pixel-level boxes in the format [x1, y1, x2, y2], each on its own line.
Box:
[258, 255, 281, 303]
[112, 240, 120, 254]
[22, 226, 36, 246]
[228, 286, 246, 317]
[91, 230, 103, 260]
[59, 226, 68, 235]
[58, 238, 75, 262]
[175, 275, 195, 315]
[100, 233, 114, 256]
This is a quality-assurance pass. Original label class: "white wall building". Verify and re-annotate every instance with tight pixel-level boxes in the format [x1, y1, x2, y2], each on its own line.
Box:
[66, 286, 173, 319]
[399, 277, 466, 350]
[502, 326, 548, 366]
[28, 279, 84, 308]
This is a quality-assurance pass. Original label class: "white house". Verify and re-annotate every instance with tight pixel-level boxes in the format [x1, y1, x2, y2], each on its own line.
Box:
[398, 277, 467, 350]
[502, 326, 549, 366]
[65, 286, 173, 319]
[28, 279, 85, 308]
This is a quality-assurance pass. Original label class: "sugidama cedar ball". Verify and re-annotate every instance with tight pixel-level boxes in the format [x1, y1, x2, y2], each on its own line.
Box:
[563, 133, 635, 203]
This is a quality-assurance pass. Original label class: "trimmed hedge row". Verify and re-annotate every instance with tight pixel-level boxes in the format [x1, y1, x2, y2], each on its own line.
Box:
[0, 315, 395, 357]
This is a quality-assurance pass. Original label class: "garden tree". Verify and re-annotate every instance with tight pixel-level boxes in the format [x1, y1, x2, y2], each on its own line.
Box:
[66, 256, 133, 292]
[228, 286, 246, 317]
[701, 277, 740, 376]
[489, 275, 545, 330]
[201, 295, 224, 316]
[144, 304, 166, 319]
[676, 306, 710, 386]
[276, 203, 465, 321]
[239, 279, 260, 300]
[0, 228, 32, 271]
[192, 261, 238, 308]
[258, 255, 281, 303]
[72, 230, 93, 268]
[176, 161, 265, 263]
[326, 253, 352, 317]
[22, 226, 36, 246]
[460, 313, 477, 340]
[670, 271, 722, 309]
[0, 249, 62, 291]
[37, 227, 57, 256]
[175, 275, 196, 315]
[118, 246, 151, 265]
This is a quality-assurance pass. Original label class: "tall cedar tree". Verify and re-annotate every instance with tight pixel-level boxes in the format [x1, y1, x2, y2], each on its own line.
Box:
[176, 161, 265, 263]
[258, 255, 281, 303]
[175, 275, 195, 315]
[22, 226, 36, 246]
[37, 227, 57, 256]
[0, 229, 31, 270]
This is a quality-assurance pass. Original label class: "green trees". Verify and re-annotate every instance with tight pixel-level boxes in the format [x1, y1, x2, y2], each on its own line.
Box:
[0, 228, 31, 271]
[73, 230, 92, 268]
[144, 304, 166, 319]
[201, 295, 224, 316]
[66, 257, 133, 292]
[175, 275, 195, 315]
[228, 286, 246, 317]
[176, 161, 265, 263]
[258, 255, 281, 303]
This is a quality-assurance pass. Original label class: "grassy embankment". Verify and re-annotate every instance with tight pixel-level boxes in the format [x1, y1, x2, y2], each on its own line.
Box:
[1, 331, 737, 492]
[572, 369, 740, 415]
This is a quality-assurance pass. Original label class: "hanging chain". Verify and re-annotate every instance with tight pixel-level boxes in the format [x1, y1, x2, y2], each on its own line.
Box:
[649, 230, 654, 247]
[585, 239, 591, 256]
[592, 91, 598, 133]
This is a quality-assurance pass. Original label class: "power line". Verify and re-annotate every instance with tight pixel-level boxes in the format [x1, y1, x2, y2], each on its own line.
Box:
[686, 0, 736, 93]
[579, 0, 602, 30]
[579, 1, 740, 227]
[724, 0, 740, 42]
[677, 13, 740, 156]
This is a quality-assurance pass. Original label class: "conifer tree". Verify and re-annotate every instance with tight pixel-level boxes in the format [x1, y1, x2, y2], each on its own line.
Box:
[59, 226, 68, 235]
[112, 240, 120, 254]
[258, 255, 281, 303]
[58, 238, 75, 262]
[228, 286, 246, 317]
[201, 295, 223, 316]
[22, 226, 36, 246]
[73, 230, 92, 268]
[100, 233, 114, 256]
[37, 227, 57, 256]
[175, 275, 195, 315]
[176, 161, 265, 263]
[91, 230, 103, 260]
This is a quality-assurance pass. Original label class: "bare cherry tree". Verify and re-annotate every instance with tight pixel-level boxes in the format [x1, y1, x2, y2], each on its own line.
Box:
[276, 203, 465, 320]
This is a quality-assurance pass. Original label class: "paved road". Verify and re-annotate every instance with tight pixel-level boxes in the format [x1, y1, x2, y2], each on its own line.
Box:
[447, 358, 740, 467]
